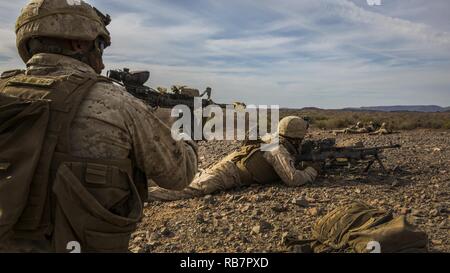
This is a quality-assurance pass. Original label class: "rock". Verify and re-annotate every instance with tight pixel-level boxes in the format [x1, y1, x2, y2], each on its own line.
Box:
[132, 236, 143, 244]
[148, 232, 160, 242]
[196, 213, 207, 224]
[228, 225, 234, 232]
[160, 227, 173, 237]
[391, 179, 401, 187]
[292, 197, 309, 207]
[226, 194, 236, 202]
[168, 203, 184, 209]
[131, 230, 147, 239]
[212, 218, 219, 228]
[431, 239, 443, 245]
[307, 207, 321, 216]
[146, 241, 161, 248]
[437, 206, 448, 214]
[399, 208, 411, 215]
[236, 196, 248, 203]
[251, 225, 261, 235]
[411, 209, 423, 217]
[281, 232, 298, 246]
[259, 220, 274, 230]
[430, 209, 439, 217]
[130, 246, 143, 253]
[251, 220, 274, 235]
[271, 204, 288, 213]
[240, 204, 252, 213]
[251, 195, 267, 202]
[291, 244, 313, 253]
[242, 236, 251, 243]
[438, 220, 448, 229]
[203, 195, 216, 204]
[250, 209, 263, 218]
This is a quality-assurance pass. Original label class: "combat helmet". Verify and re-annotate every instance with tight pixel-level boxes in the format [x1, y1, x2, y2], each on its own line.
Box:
[15, 0, 111, 63]
[278, 116, 309, 139]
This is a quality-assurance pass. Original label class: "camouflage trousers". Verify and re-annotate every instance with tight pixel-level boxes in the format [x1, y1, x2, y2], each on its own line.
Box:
[369, 129, 391, 135]
[333, 128, 369, 135]
[148, 153, 251, 202]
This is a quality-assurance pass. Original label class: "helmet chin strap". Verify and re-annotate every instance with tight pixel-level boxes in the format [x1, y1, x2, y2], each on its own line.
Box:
[84, 37, 106, 73]
[86, 48, 104, 74]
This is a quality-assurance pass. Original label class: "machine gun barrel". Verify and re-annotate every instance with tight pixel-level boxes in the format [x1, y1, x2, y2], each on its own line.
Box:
[296, 143, 401, 173]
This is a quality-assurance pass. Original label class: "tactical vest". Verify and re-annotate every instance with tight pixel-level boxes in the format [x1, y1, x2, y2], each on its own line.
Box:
[0, 68, 143, 252]
[232, 144, 280, 184]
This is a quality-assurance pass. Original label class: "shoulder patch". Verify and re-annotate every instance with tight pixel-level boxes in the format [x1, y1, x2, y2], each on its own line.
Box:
[6, 75, 59, 88]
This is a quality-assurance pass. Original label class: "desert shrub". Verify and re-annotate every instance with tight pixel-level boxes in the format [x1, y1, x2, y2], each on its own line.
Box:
[280, 109, 450, 130]
[443, 120, 450, 130]
[313, 115, 329, 121]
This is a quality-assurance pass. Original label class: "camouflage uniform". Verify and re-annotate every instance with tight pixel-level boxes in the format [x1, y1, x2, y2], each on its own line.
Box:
[148, 119, 318, 202]
[25, 53, 197, 188]
[0, 0, 197, 253]
[0, 53, 198, 253]
[334, 122, 374, 135]
[344, 122, 369, 134]
[370, 123, 392, 135]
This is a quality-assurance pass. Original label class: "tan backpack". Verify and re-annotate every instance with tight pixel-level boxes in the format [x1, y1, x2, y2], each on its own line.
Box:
[0, 94, 50, 241]
[0, 70, 142, 252]
[288, 202, 428, 253]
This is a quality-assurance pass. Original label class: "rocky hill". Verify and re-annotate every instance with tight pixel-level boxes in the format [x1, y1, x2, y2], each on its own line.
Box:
[344, 105, 450, 112]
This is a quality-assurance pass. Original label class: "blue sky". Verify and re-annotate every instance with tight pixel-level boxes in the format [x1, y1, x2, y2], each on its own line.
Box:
[0, 0, 449, 108]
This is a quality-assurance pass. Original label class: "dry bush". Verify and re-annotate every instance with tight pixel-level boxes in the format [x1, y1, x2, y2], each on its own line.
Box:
[280, 109, 450, 130]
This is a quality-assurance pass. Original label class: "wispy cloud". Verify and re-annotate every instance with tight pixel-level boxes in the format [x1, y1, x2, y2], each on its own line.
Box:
[0, 0, 449, 108]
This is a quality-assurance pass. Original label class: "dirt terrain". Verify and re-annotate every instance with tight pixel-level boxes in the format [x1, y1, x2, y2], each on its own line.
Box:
[130, 129, 449, 253]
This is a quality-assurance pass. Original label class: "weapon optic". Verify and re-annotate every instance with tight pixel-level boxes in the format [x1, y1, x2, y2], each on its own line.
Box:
[107, 68, 220, 109]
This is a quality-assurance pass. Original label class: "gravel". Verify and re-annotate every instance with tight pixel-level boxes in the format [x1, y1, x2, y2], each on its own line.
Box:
[131, 129, 450, 253]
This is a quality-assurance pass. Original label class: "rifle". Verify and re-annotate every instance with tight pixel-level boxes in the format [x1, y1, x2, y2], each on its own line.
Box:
[296, 138, 401, 173]
[107, 68, 221, 109]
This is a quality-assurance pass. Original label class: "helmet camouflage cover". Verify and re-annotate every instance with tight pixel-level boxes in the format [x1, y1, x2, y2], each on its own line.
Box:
[278, 116, 309, 139]
[15, 0, 111, 63]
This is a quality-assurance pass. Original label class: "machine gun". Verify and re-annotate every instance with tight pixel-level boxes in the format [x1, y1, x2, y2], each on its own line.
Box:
[297, 138, 401, 173]
[107, 68, 219, 109]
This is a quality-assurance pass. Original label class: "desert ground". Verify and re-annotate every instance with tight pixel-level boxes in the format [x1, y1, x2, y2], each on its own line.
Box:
[129, 126, 449, 253]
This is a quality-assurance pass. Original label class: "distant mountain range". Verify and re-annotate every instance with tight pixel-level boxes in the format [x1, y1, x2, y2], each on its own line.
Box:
[342, 105, 450, 113]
